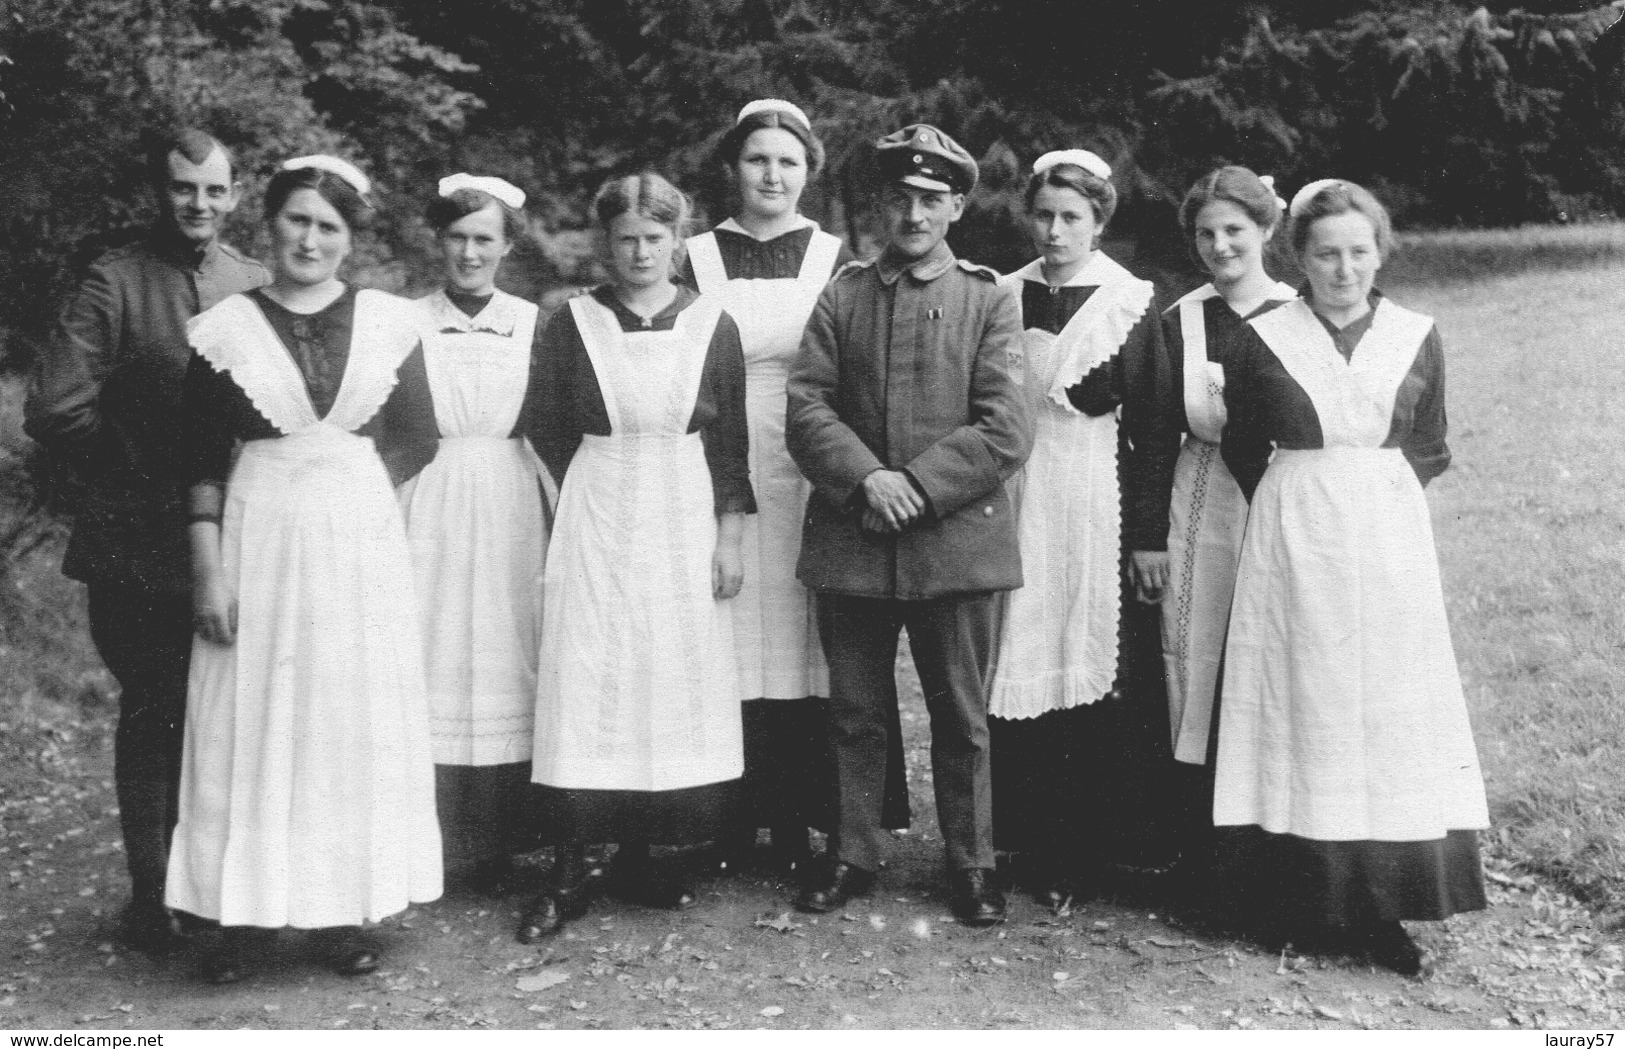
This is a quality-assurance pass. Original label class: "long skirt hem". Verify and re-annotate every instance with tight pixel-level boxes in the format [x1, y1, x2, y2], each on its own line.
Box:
[535, 779, 740, 845]
[1210, 825, 1487, 925]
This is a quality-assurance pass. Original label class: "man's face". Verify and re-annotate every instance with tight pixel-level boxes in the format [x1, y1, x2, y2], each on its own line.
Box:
[159, 147, 240, 247]
[880, 183, 964, 262]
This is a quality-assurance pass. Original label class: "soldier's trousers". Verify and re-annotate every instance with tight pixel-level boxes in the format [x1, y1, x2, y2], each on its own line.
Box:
[87, 583, 192, 905]
[816, 592, 996, 872]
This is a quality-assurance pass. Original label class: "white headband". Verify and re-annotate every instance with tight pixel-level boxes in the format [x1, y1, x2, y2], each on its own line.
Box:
[1032, 149, 1112, 181]
[1259, 174, 1288, 212]
[736, 98, 811, 134]
[1289, 178, 1344, 218]
[282, 155, 371, 198]
[438, 173, 526, 210]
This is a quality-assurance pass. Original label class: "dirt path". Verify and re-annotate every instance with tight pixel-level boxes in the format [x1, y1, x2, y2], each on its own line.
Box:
[2, 691, 1621, 1032]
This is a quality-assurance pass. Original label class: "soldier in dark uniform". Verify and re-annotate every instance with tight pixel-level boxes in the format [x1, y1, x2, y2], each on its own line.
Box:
[25, 128, 269, 953]
[786, 124, 1032, 925]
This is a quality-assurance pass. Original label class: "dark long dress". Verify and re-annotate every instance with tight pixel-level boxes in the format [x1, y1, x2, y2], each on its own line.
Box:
[987, 266, 1184, 883]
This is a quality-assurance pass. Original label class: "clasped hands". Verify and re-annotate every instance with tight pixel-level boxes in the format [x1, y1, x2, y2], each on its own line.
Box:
[861, 469, 925, 534]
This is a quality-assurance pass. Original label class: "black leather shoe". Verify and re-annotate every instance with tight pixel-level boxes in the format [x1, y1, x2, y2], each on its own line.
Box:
[1359, 920, 1423, 976]
[330, 945, 381, 977]
[114, 901, 180, 956]
[313, 927, 381, 976]
[793, 861, 875, 914]
[516, 883, 595, 942]
[202, 947, 250, 985]
[201, 929, 261, 985]
[950, 868, 1006, 927]
[517, 893, 565, 943]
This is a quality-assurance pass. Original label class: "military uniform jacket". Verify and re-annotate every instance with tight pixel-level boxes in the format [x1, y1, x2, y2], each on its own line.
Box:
[786, 242, 1031, 600]
[24, 232, 270, 595]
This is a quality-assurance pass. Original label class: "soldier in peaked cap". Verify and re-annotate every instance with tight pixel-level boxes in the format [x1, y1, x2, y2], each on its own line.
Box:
[785, 123, 1032, 926]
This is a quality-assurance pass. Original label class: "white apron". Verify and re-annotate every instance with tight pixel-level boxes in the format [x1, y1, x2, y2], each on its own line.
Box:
[988, 254, 1153, 718]
[531, 294, 744, 791]
[687, 221, 840, 701]
[1162, 281, 1298, 764]
[1214, 299, 1490, 841]
[167, 289, 443, 927]
[401, 289, 552, 766]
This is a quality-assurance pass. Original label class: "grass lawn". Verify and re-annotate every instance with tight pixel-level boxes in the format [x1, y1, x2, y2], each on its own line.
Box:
[1384, 222, 1625, 287]
[1387, 258, 1625, 920]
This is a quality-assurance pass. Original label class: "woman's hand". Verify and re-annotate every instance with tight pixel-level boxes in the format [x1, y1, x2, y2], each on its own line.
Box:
[188, 518, 237, 645]
[192, 574, 238, 645]
[713, 512, 745, 600]
[1130, 549, 1170, 605]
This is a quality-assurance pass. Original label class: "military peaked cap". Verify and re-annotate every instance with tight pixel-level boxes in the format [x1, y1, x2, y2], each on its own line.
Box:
[875, 124, 977, 195]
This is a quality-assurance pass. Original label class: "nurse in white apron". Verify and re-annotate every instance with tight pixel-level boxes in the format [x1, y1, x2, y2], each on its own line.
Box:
[986, 150, 1182, 908]
[685, 100, 903, 871]
[1155, 167, 1296, 868]
[401, 174, 553, 894]
[171, 156, 442, 983]
[520, 173, 754, 942]
[1215, 179, 1489, 975]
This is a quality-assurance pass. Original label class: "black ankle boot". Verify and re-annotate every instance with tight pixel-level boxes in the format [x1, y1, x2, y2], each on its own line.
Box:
[202, 927, 265, 984]
[517, 846, 594, 943]
[114, 899, 180, 955]
[308, 926, 380, 976]
[1360, 920, 1423, 976]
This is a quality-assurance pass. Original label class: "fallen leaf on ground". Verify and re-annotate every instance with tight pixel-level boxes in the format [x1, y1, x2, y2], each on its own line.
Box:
[754, 913, 801, 934]
[516, 971, 571, 993]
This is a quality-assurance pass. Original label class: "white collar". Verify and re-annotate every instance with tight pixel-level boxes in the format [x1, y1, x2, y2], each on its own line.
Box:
[715, 214, 816, 242]
[1171, 280, 1298, 312]
[1012, 249, 1137, 289]
[1171, 283, 1221, 308]
[422, 287, 523, 336]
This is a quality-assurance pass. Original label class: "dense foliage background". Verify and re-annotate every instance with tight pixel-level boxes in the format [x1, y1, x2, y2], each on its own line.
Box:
[2, 0, 1622, 365]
